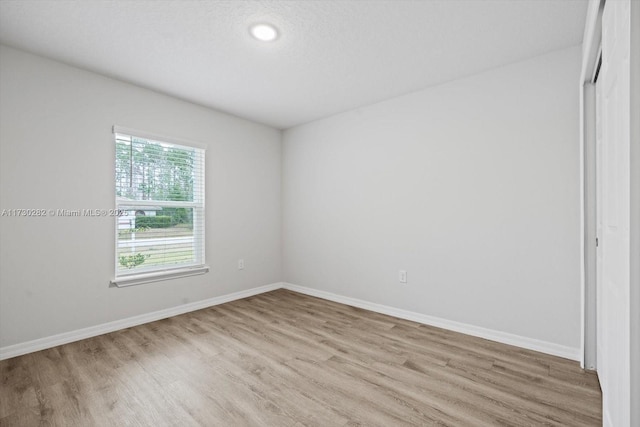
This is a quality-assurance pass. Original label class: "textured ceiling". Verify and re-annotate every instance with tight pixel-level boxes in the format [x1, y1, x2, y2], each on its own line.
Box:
[0, 0, 587, 129]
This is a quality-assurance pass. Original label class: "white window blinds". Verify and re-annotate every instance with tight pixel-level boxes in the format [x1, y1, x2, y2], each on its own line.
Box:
[114, 126, 205, 279]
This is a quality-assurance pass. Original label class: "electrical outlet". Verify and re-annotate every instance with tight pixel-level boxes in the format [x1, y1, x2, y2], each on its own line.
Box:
[399, 270, 407, 283]
[238, 259, 245, 270]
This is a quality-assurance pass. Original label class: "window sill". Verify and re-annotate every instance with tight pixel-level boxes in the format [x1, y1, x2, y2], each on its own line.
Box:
[111, 266, 209, 287]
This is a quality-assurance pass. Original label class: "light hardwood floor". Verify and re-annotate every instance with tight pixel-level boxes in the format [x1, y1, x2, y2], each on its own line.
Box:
[0, 289, 601, 426]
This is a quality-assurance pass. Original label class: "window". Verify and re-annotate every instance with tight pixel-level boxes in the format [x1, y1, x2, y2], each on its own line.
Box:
[112, 126, 207, 286]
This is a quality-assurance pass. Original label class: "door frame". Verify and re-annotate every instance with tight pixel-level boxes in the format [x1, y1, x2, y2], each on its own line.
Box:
[629, 2, 639, 424]
[579, 0, 604, 371]
[580, 0, 639, 424]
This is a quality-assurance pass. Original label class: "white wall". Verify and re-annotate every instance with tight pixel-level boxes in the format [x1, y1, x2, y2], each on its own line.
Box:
[0, 43, 585, 358]
[283, 46, 582, 350]
[0, 45, 282, 349]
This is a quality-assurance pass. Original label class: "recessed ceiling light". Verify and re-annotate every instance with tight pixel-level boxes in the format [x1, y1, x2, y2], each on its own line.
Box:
[250, 23, 279, 42]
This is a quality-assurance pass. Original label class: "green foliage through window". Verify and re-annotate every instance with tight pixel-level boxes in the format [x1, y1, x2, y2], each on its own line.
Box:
[135, 215, 173, 228]
[116, 137, 196, 204]
[119, 253, 150, 269]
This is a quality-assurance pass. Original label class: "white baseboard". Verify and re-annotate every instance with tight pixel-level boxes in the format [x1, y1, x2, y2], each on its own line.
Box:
[1, 281, 580, 362]
[0, 282, 282, 360]
[282, 282, 581, 361]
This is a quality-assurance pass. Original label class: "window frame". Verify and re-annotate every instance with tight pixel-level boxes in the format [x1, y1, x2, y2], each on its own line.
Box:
[110, 126, 208, 287]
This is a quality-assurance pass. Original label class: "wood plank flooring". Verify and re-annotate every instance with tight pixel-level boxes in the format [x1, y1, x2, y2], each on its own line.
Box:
[0, 289, 601, 426]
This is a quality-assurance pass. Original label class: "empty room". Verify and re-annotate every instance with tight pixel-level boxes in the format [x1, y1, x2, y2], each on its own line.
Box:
[0, 0, 638, 426]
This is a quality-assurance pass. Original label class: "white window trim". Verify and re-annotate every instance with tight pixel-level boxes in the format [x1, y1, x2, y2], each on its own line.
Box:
[110, 266, 209, 288]
[112, 125, 208, 286]
[113, 126, 208, 150]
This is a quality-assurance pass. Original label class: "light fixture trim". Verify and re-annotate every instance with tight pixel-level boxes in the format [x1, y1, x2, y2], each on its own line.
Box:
[250, 23, 279, 42]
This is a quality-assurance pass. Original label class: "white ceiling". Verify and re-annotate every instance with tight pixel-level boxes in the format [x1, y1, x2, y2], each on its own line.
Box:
[0, 0, 587, 129]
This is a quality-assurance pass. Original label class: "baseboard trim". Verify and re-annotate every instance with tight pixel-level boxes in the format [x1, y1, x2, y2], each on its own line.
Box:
[282, 282, 581, 361]
[0, 282, 282, 360]
[1, 281, 580, 362]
